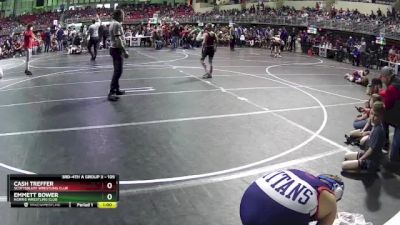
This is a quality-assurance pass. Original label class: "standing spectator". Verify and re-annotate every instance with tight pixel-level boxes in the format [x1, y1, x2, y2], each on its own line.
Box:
[386, 8, 391, 18]
[44, 28, 51, 53]
[103, 24, 110, 49]
[108, 9, 129, 102]
[377, 8, 382, 17]
[171, 23, 180, 49]
[240, 33, 245, 47]
[360, 37, 366, 66]
[99, 24, 105, 49]
[40, 32, 46, 45]
[367, 40, 378, 68]
[379, 67, 400, 162]
[56, 26, 64, 52]
[23, 24, 35, 76]
[391, 7, 396, 19]
[370, 10, 376, 20]
[229, 26, 235, 51]
[301, 31, 308, 54]
[289, 28, 296, 52]
[88, 14, 101, 60]
[280, 28, 288, 51]
[346, 36, 354, 54]
[351, 47, 361, 67]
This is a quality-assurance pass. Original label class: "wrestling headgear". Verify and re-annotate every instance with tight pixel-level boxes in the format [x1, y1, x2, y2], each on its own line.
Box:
[318, 174, 344, 201]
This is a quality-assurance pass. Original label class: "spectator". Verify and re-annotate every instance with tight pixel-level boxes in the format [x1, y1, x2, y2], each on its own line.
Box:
[377, 8, 382, 17]
[366, 78, 383, 96]
[351, 47, 361, 67]
[239, 33, 245, 47]
[346, 36, 354, 53]
[342, 101, 386, 172]
[289, 28, 296, 52]
[13, 40, 23, 57]
[99, 24, 109, 49]
[379, 67, 400, 162]
[360, 37, 367, 66]
[153, 28, 163, 50]
[280, 28, 288, 51]
[56, 26, 65, 52]
[44, 28, 51, 53]
[171, 23, 180, 49]
[229, 26, 235, 51]
[346, 94, 383, 145]
[23, 24, 36, 76]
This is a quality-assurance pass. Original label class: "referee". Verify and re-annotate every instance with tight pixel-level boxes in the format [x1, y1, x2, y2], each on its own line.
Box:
[108, 9, 129, 102]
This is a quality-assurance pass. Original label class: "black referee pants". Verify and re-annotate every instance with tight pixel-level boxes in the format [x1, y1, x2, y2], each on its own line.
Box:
[88, 37, 99, 59]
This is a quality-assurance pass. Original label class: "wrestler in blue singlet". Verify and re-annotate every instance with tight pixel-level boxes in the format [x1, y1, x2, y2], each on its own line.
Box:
[240, 169, 336, 225]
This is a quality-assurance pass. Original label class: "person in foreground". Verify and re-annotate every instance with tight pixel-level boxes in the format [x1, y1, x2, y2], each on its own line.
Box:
[240, 169, 344, 225]
[108, 9, 129, 102]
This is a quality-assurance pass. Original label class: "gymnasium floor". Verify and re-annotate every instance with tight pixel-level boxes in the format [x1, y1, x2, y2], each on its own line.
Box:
[0, 47, 399, 225]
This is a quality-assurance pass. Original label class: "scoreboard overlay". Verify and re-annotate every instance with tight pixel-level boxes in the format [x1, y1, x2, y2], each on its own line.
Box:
[7, 174, 119, 208]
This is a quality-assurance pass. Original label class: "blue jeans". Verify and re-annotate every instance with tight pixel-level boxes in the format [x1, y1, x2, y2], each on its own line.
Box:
[171, 36, 178, 49]
[58, 39, 63, 51]
[45, 42, 50, 52]
[155, 40, 163, 50]
[390, 127, 400, 162]
[353, 119, 368, 130]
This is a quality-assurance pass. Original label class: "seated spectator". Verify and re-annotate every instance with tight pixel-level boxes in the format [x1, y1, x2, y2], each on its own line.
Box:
[51, 37, 58, 52]
[344, 69, 369, 86]
[342, 101, 386, 173]
[353, 92, 382, 129]
[13, 40, 23, 57]
[379, 66, 400, 162]
[366, 78, 383, 96]
[153, 29, 163, 50]
[388, 46, 397, 62]
[347, 94, 383, 145]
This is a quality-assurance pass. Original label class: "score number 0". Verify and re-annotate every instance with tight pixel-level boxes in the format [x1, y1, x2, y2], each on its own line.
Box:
[106, 182, 114, 200]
